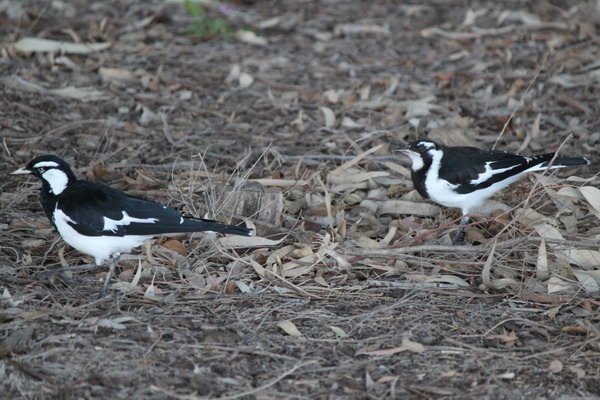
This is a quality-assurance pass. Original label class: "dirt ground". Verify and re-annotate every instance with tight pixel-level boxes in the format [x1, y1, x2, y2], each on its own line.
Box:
[1, 0, 600, 398]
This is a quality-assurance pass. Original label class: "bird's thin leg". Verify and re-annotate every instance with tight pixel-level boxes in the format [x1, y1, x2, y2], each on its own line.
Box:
[451, 215, 470, 245]
[99, 258, 117, 298]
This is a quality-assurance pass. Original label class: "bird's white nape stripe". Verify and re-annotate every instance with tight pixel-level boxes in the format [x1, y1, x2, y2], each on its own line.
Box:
[33, 161, 60, 168]
[103, 211, 158, 233]
[41, 169, 69, 195]
[421, 142, 436, 149]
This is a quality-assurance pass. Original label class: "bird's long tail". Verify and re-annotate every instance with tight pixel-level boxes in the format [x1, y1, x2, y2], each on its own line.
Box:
[179, 218, 254, 236]
[531, 155, 591, 171]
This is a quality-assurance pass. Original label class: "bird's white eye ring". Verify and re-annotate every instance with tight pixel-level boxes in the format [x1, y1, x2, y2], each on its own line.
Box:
[38, 168, 46, 173]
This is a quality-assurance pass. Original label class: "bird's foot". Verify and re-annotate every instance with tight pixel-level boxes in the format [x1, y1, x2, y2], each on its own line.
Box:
[98, 259, 119, 298]
[450, 215, 471, 245]
[98, 286, 108, 299]
[451, 227, 466, 245]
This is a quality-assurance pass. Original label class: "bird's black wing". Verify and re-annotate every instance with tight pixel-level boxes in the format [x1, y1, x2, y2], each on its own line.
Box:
[438, 146, 556, 194]
[438, 146, 532, 185]
[58, 181, 251, 237]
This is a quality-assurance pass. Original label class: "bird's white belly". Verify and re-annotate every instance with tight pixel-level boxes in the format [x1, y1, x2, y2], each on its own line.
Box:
[426, 173, 524, 214]
[53, 208, 151, 265]
[424, 149, 528, 214]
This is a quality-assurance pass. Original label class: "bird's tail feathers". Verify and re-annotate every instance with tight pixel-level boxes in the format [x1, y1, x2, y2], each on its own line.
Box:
[182, 217, 254, 236]
[532, 156, 591, 171]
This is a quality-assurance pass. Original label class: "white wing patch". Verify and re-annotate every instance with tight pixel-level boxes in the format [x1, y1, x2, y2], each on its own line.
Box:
[41, 169, 69, 195]
[103, 211, 158, 233]
[34, 161, 60, 168]
[469, 162, 520, 185]
[180, 217, 184, 224]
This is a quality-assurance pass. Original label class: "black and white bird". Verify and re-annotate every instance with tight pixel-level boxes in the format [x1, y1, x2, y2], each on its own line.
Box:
[12, 155, 253, 296]
[399, 140, 591, 243]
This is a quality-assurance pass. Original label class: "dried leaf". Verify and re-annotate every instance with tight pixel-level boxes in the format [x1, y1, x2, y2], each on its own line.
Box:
[485, 330, 517, 346]
[329, 145, 384, 176]
[580, 186, 600, 219]
[329, 326, 349, 338]
[266, 245, 295, 265]
[21, 239, 45, 248]
[426, 275, 470, 287]
[50, 86, 109, 102]
[397, 96, 444, 119]
[572, 270, 600, 293]
[235, 281, 253, 294]
[97, 316, 133, 330]
[217, 236, 284, 249]
[320, 106, 335, 127]
[383, 161, 411, 178]
[357, 346, 407, 357]
[498, 372, 515, 380]
[328, 170, 389, 185]
[549, 359, 563, 373]
[235, 30, 268, 46]
[99, 67, 133, 82]
[238, 72, 254, 88]
[568, 366, 586, 378]
[498, 10, 541, 26]
[13, 38, 111, 54]
[565, 250, 600, 270]
[161, 239, 188, 255]
[277, 320, 302, 337]
[401, 337, 426, 353]
[547, 276, 576, 293]
[482, 240, 517, 290]
[536, 239, 549, 280]
[144, 282, 163, 302]
[334, 23, 390, 36]
[110, 260, 142, 294]
[341, 117, 363, 129]
[378, 200, 440, 217]
[357, 337, 426, 357]
[323, 89, 342, 103]
[533, 224, 600, 269]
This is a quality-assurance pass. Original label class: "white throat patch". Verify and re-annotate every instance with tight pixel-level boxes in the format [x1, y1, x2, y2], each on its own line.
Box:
[405, 150, 425, 171]
[42, 169, 69, 195]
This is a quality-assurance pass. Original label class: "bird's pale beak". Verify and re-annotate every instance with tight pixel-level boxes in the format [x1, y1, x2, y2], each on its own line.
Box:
[11, 167, 31, 175]
[395, 148, 410, 155]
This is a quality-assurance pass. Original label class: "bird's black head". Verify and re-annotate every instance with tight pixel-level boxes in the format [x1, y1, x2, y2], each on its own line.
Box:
[12, 155, 76, 195]
[397, 140, 440, 172]
[406, 140, 440, 154]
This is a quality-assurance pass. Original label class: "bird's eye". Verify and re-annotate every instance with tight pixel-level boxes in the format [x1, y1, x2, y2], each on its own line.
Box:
[38, 168, 46, 174]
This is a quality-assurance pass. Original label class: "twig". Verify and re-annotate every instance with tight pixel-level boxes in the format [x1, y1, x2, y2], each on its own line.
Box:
[219, 360, 316, 400]
[366, 280, 461, 290]
[344, 237, 528, 257]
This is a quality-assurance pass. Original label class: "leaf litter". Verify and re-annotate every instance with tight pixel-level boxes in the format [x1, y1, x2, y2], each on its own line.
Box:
[1, 0, 599, 398]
